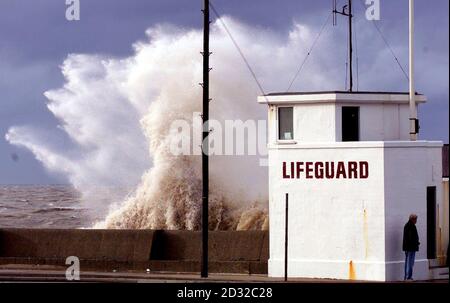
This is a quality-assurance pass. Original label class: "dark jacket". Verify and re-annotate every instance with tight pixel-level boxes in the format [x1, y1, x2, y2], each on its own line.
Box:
[403, 220, 420, 252]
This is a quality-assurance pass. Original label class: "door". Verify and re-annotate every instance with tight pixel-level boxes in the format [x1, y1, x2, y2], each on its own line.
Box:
[427, 186, 437, 260]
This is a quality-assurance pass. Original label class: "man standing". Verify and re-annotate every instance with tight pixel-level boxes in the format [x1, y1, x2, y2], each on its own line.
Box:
[403, 214, 420, 280]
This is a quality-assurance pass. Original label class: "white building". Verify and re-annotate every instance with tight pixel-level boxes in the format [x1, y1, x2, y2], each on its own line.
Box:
[258, 91, 449, 281]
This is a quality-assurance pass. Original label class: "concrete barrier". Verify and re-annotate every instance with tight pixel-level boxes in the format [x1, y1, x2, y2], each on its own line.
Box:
[149, 230, 269, 261]
[0, 229, 155, 262]
[0, 229, 268, 274]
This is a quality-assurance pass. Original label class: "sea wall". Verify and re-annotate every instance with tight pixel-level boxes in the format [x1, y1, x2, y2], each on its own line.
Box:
[0, 229, 268, 274]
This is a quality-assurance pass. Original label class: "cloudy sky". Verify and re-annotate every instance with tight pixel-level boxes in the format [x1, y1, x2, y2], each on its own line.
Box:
[0, 0, 448, 185]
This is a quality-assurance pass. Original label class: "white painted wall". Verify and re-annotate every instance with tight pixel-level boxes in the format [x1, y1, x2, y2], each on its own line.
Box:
[271, 102, 415, 143]
[293, 104, 336, 142]
[267, 141, 444, 281]
[268, 143, 386, 281]
[262, 92, 422, 144]
[383, 143, 443, 281]
[358, 104, 412, 141]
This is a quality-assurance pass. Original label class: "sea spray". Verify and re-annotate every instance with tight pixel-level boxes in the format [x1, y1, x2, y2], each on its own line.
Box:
[7, 17, 344, 230]
[95, 92, 268, 230]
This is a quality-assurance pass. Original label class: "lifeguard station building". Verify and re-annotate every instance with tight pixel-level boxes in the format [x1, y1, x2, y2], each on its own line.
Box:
[258, 91, 449, 281]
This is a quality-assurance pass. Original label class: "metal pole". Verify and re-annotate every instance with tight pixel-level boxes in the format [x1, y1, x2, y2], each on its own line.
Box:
[284, 193, 289, 281]
[348, 0, 353, 92]
[409, 0, 418, 141]
[333, 0, 353, 91]
[201, 0, 210, 278]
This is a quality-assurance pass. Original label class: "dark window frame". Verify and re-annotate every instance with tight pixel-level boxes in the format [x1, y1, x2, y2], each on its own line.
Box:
[278, 106, 294, 141]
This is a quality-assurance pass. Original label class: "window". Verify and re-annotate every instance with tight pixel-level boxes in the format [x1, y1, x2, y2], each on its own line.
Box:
[342, 106, 360, 142]
[278, 107, 294, 141]
[427, 186, 437, 259]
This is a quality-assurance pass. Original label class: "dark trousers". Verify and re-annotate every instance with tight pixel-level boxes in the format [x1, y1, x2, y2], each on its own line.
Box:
[404, 251, 416, 280]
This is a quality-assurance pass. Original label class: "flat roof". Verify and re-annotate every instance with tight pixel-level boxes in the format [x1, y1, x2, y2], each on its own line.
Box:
[264, 91, 424, 96]
[258, 91, 427, 104]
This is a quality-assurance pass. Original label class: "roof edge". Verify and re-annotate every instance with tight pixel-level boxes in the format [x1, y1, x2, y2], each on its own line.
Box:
[264, 91, 424, 97]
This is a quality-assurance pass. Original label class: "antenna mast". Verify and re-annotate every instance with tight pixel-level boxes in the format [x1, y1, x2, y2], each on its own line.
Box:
[333, 0, 353, 92]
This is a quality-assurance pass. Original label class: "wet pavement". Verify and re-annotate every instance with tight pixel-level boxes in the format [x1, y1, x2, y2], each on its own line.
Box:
[0, 264, 448, 283]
